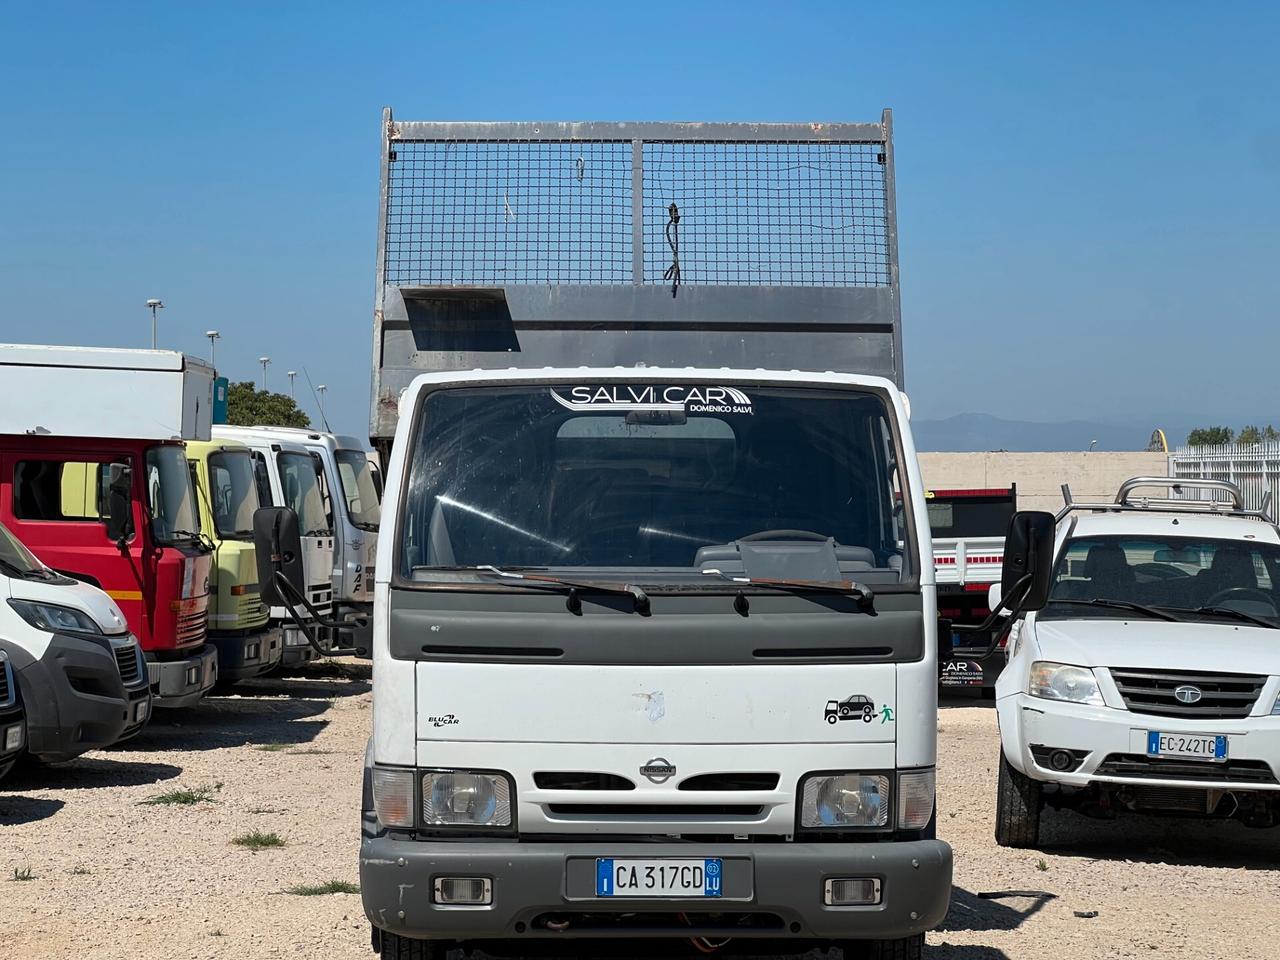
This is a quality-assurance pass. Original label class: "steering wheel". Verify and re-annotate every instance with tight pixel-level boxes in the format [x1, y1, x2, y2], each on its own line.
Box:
[738, 529, 830, 542]
[1203, 587, 1276, 610]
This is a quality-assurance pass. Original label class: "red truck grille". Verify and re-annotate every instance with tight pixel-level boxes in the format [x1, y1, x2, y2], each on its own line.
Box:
[176, 608, 208, 646]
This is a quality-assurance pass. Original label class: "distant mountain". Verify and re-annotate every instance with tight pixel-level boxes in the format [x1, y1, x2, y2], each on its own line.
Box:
[912, 413, 1154, 452]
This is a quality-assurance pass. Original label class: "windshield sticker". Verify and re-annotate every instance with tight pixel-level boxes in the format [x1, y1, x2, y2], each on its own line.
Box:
[551, 385, 754, 416]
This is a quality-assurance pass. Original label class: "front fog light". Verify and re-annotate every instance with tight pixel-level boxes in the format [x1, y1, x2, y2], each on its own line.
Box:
[372, 766, 416, 828]
[824, 877, 882, 906]
[897, 768, 935, 830]
[801, 774, 889, 828]
[434, 877, 492, 906]
[422, 770, 513, 828]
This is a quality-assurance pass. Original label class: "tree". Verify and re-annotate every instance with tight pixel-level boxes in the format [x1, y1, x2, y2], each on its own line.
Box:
[1238, 424, 1263, 445]
[1186, 426, 1234, 446]
[225, 381, 310, 428]
[1266, 426, 1280, 442]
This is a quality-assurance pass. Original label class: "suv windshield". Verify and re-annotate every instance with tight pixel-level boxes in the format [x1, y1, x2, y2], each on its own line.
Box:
[336, 449, 381, 531]
[278, 451, 332, 536]
[1042, 534, 1280, 625]
[208, 450, 260, 540]
[0, 518, 47, 577]
[145, 445, 201, 545]
[400, 382, 910, 585]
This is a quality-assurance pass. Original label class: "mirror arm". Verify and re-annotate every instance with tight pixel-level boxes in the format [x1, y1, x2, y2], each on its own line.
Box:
[271, 570, 366, 658]
[949, 572, 1032, 641]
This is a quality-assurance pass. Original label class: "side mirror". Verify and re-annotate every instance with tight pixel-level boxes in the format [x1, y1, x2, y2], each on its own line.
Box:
[104, 463, 134, 545]
[253, 506, 305, 607]
[1001, 510, 1056, 613]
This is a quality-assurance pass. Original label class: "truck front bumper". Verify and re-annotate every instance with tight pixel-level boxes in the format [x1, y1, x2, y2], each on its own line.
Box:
[209, 628, 282, 681]
[280, 623, 334, 666]
[147, 644, 218, 708]
[360, 836, 952, 943]
[5, 635, 151, 763]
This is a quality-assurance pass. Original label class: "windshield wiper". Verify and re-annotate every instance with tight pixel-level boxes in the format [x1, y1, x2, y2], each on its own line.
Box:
[0, 556, 52, 581]
[1049, 597, 1180, 622]
[472, 565, 650, 614]
[1162, 605, 1280, 630]
[701, 569, 874, 609]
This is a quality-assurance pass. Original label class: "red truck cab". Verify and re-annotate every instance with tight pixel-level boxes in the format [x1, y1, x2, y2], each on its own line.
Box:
[0, 437, 217, 706]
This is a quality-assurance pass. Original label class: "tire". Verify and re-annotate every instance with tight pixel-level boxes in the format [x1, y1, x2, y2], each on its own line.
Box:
[994, 750, 1042, 848]
[849, 933, 925, 960]
[826, 714, 838, 724]
[378, 930, 450, 960]
[862, 707, 874, 722]
[840, 706, 851, 717]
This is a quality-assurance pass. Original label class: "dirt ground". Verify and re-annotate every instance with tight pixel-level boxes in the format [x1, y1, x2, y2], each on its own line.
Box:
[4, 673, 1280, 960]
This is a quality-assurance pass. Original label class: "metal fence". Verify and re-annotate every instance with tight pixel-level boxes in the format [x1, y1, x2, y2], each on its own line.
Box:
[1168, 443, 1280, 511]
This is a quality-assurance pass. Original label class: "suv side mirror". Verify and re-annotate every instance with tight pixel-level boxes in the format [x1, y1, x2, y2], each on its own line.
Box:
[104, 462, 134, 546]
[253, 506, 306, 607]
[1001, 510, 1056, 613]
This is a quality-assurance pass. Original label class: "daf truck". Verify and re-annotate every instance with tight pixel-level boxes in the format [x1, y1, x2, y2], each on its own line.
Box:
[0, 344, 217, 707]
[355, 111, 953, 959]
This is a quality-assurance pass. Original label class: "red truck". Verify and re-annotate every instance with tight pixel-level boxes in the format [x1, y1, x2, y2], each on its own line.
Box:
[0, 345, 218, 707]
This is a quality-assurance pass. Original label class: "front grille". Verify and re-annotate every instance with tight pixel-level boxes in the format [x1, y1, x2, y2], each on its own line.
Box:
[309, 583, 333, 617]
[237, 595, 268, 625]
[1096, 753, 1277, 785]
[175, 608, 208, 645]
[679, 773, 780, 791]
[546, 804, 764, 818]
[114, 644, 141, 685]
[0, 659, 11, 705]
[1109, 668, 1266, 719]
[534, 772, 635, 791]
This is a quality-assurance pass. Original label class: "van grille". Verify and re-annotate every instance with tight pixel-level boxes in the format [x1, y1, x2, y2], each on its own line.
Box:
[114, 643, 141, 685]
[1109, 668, 1267, 719]
[0, 659, 11, 706]
[546, 803, 764, 818]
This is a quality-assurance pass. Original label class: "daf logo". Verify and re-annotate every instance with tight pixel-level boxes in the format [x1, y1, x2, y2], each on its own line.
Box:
[1174, 685, 1203, 705]
[640, 757, 676, 784]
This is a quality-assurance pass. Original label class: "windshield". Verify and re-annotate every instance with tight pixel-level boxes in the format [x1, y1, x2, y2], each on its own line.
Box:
[927, 492, 1015, 539]
[0, 519, 46, 576]
[208, 451, 260, 539]
[278, 451, 331, 536]
[145, 445, 201, 544]
[1042, 534, 1280, 625]
[335, 449, 381, 530]
[400, 382, 910, 586]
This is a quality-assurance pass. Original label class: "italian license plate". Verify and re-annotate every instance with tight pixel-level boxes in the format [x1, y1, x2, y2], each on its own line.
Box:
[1146, 731, 1227, 761]
[596, 858, 722, 898]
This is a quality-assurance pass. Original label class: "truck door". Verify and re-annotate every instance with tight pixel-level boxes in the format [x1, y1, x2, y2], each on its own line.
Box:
[4, 451, 151, 636]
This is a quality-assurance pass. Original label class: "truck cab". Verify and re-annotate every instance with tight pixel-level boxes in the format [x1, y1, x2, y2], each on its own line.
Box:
[186, 439, 281, 680]
[995, 478, 1280, 846]
[214, 428, 336, 664]
[0, 514, 149, 763]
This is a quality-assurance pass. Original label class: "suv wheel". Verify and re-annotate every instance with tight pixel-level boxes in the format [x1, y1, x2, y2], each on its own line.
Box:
[995, 749, 1042, 848]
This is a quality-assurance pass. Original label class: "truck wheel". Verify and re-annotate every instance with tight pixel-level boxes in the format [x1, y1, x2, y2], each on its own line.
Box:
[862, 707, 874, 722]
[849, 933, 924, 960]
[826, 714, 838, 724]
[378, 930, 451, 960]
[995, 750, 1042, 848]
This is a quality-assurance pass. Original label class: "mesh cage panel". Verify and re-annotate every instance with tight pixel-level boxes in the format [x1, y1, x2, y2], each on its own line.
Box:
[643, 141, 889, 287]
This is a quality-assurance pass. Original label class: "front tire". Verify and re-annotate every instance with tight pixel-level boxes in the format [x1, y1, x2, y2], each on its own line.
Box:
[849, 933, 924, 960]
[994, 750, 1042, 848]
[378, 931, 450, 960]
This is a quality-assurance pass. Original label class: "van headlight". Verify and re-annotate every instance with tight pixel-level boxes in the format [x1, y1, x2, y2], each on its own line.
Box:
[1030, 661, 1104, 705]
[422, 770, 513, 829]
[800, 773, 890, 828]
[8, 599, 102, 635]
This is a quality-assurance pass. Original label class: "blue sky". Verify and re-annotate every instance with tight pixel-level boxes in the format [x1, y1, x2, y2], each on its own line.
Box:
[1, 2, 1277, 441]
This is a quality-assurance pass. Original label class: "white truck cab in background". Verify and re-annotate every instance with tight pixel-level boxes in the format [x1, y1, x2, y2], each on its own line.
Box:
[995, 477, 1280, 846]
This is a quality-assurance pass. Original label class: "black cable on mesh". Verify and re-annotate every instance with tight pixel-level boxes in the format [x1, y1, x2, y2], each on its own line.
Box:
[663, 202, 681, 297]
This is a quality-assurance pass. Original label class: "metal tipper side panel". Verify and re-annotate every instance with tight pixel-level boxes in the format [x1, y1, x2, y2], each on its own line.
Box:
[370, 112, 904, 445]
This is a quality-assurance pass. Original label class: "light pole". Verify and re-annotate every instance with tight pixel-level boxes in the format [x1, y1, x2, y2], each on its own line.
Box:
[145, 299, 164, 349]
[287, 370, 297, 399]
[258, 356, 271, 391]
[205, 330, 221, 368]
[317, 384, 327, 420]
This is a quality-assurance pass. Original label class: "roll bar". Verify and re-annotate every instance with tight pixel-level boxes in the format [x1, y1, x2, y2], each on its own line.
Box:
[1058, 476, 1273, 524]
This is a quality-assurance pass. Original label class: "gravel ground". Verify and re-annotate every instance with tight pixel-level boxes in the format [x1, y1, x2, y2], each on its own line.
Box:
[4, 674, 1280, 959]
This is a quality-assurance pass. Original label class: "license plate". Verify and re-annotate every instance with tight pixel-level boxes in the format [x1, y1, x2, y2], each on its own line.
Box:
[596, 858, 722, 898]
[1146, 731, 1227, 761]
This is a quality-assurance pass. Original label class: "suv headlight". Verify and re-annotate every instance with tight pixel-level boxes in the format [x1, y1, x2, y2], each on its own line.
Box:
[422, 770, 513, 829]
[800, 773, 890, 828]
[8, 599, 102, 635]
[1030, 661, 1104, 705]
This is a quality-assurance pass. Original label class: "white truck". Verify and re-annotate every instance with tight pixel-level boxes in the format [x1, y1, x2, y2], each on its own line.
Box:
[994, 477, 1280, 847]
[343, 111, 957, 960]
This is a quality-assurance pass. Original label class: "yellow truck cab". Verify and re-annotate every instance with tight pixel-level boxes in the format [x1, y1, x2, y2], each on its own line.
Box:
[185, 439, 281, 681]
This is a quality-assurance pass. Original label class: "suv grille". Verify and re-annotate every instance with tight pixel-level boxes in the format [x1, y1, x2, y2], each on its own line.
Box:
[1109, 668, 1266, 719]
[114, 644, 141, 685]
[1096, 753, 1278, 784]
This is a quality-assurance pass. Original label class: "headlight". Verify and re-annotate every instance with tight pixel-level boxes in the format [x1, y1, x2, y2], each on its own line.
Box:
[1271, 693, 1280, 716]
[897, 768, 936, 830]
[371, 765, 416, 828]
[800, 773, 890, 828]
[422, 770, 513, 829]
[8, 599, 102, 635]
[1030, 661, 1104, 705]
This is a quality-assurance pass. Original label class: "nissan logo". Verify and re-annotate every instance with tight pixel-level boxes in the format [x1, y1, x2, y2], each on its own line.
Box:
[640, 758, 676, 784]
[1173, 685, 1203, 705]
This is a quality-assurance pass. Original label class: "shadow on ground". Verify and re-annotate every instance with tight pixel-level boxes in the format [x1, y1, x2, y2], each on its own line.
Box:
[940, 887, 1055, 932]
[0, 795, 65, 825]
[4, 756, 182, 791]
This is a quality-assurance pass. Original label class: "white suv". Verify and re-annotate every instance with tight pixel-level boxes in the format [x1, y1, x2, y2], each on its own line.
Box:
[993, 477, 1280, 847]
